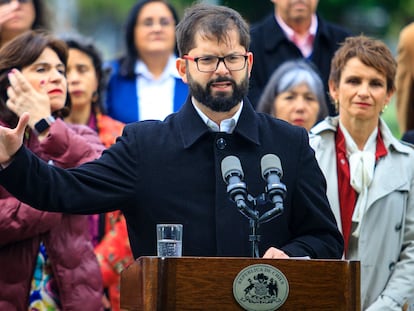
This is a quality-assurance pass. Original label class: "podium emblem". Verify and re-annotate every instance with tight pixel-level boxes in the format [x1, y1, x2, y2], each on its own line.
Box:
[233, 264, 289, 311]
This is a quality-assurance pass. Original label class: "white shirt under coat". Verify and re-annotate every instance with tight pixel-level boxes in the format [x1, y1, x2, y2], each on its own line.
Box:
[135, 55, 180, 121]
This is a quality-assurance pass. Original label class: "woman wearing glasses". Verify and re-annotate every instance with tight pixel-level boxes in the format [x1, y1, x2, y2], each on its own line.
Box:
[0, 0, 49, 48]
[105, 0, 188, 123]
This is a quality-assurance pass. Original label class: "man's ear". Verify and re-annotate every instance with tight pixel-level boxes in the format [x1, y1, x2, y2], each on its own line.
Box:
[176, 58, 188, 83]
[247, 52, 253, 78]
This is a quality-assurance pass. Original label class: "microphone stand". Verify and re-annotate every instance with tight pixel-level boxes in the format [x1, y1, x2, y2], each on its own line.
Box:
[236, 193, 284, 258]
[222, 154, 286, 258]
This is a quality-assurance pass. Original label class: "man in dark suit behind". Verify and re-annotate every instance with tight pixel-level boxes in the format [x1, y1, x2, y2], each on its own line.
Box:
[249, 0, 350, 115]
[0, 3, 343, 260]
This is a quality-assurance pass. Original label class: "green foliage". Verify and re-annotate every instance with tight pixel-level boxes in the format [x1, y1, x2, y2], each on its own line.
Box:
[222, 0, 272, 23]
[78, 0, 136, 20]
[218, 0, 414, 39]
[382, 98, 401, 139]
[76, 0, 197, 24]
[72, 0, 414, 28]
[77, 0, 185, 19]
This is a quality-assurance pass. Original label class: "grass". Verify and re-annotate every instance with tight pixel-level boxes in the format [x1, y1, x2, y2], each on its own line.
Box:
[382, 96, 401, 139]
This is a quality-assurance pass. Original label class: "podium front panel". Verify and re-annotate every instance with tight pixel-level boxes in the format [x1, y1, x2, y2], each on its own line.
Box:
[121, 256, 360, 311]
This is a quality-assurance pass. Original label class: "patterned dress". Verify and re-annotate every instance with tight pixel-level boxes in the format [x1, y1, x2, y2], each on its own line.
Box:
[28, 243, 60, 310]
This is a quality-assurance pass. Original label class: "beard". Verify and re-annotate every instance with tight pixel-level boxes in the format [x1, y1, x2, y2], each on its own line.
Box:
[187, 73, 249, 112]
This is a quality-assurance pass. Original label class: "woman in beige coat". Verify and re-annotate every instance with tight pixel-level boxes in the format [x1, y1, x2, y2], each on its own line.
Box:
[310, 36, 414, 310]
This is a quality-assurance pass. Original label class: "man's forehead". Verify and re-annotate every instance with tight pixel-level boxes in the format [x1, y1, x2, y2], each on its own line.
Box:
[192, 29, 241, 49]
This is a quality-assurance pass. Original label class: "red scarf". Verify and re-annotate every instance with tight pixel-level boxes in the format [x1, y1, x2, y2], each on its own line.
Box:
[335, 126, 387, 253]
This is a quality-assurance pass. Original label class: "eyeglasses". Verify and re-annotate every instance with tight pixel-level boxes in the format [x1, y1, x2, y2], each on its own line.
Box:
[0, 0, 31, 4]
[136, 17, 174, 28]
[183, 54, 248, 73]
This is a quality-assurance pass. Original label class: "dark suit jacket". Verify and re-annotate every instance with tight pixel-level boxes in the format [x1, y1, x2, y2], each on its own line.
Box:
[0, 98, 343, 259]
[402, 129, 414, 144]
[248, 14, 350, 114]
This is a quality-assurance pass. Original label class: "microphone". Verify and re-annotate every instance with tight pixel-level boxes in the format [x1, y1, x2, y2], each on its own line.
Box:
[221, 156, 257, 220]
[260, 154, 287, 220]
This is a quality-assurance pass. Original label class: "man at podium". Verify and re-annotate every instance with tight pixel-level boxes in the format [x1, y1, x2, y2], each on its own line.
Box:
[0, 3, 343, 261]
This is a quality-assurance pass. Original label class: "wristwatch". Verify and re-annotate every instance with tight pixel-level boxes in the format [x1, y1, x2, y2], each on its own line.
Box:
[34, 116, 55, 135]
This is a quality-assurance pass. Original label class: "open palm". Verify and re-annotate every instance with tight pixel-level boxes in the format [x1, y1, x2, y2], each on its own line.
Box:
[0, 113, 28, 165]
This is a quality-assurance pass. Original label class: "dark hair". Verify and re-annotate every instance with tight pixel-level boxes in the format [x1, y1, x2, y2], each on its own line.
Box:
[176, 3, 250, 57]
[62, 33, 108, 115]
[329, 35, 396, 110]
[257, 60, 328, 121]
[32, 0, 52, 30]
[120, 0, 179, 78]
[0, 30, 69, 127]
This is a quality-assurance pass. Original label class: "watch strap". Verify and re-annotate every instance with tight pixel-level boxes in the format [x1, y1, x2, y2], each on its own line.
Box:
[34, 116, 55, 135]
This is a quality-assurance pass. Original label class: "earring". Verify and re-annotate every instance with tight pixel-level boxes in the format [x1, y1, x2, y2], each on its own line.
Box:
[381, 105, 388, 113]
[333, 100, 340, 114]
[92, 91, 99, 103]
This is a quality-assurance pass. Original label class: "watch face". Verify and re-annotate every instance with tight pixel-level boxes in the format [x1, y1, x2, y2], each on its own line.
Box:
[34, 118, 50, 134]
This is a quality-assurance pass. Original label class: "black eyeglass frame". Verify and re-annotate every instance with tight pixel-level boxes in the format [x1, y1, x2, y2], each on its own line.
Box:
[183, 54, 249, 73]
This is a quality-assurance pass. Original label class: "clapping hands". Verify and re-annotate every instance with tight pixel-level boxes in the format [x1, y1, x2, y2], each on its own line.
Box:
[0, 68, 52, 166]
[7, 69, 51, 130]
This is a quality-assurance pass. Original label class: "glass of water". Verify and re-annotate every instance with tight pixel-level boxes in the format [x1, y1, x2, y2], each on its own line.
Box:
[156, 224, 183, 257]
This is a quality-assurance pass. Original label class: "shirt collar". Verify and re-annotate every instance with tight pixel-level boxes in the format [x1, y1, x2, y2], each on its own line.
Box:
[339, 120, 377, 155]
[275, 13, 318, 40]
[176, 97, 260, 149]
[191, 98, 243, 133]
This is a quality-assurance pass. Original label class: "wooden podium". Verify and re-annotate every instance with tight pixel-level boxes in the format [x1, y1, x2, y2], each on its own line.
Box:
[121, 256, 360, 311]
